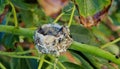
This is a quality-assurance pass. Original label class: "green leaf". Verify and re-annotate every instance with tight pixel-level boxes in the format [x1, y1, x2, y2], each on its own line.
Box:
[58, 55, 70, 62]
[0, 56, 10, 69]
[11, 0, 35, 10]
[71, 52, 93, 69]
[19, 6, 51, 27]
[111, 12, 120, 25]
[70, 25, 99, 46]
[62, 62, 84, 69]
[1, 34, 19, 49]
[105, 45, 120, 56]
[75, 0, 111, 17]
[0, 0, 8, 14]
[10, 58, 38, 69]
[97, 23, 112, 36]
[20, 10, 34, 27]
[92, 27, 109, 44]
[10, 45, 38, 69]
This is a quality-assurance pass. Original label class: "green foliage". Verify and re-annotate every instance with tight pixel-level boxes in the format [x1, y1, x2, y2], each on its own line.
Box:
[0, 0, 8, 14]
[0, 0, 120, 69]
[75, 0, 111, 17]
[70, 25, 98, 45]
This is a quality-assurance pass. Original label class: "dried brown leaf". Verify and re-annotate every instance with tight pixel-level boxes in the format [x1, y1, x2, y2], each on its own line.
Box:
[38, 0, 68, 17]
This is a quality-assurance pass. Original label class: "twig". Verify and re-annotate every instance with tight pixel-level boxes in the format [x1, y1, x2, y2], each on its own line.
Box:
[0, 62, 6, 69]
[54, 58, 58, 69]
[57, 61, 66, 69]
[68, 5, 75, 27]
[53, 13, 64, 23]
[38, 55, 45, 69]
[7, 55, 40, 60]
[9, 1, 18, 28]
[100, 37, 120, 49]
[53, 8, 73, 23]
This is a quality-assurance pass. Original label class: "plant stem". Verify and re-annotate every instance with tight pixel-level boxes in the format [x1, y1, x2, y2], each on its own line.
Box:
[0, 62, 6, 69]
[57, 61, 66, 69]
[0, 50, 35, 55]
[100, 37, 120, 49]
[0, 25, 34, 38]
[68, 5, 75, 27]
[0, 53, 53, 65]
[53, 13, 64, 23]
[44, 60, 54, 66]
[70, 41, 120, 64]
[1, 25, 120, 64]
[7, 55, 40, 60]
[38, 55, 45, 69]
[53, 8, 73, 23]
[9, 1, 18, 28]
[54, 58, 58, 69]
